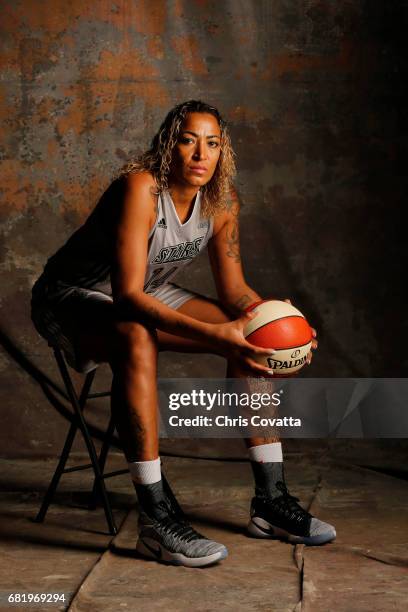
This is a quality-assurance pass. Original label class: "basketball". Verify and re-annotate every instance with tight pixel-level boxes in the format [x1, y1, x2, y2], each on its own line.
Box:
[244, 300, 313, 375]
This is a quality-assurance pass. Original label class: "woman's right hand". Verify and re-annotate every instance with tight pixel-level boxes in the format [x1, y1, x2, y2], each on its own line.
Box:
[208, 310, 276, 376]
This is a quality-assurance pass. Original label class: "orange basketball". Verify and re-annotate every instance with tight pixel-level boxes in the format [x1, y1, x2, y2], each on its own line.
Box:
[244, 300, 313, 375]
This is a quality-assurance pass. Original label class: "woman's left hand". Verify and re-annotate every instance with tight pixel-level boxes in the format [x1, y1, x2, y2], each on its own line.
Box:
[284, 299, 318, 366]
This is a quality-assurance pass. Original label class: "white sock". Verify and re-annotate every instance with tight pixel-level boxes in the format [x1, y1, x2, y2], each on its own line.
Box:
[128, 457, 161, 485]
[248, 442, 283, 463]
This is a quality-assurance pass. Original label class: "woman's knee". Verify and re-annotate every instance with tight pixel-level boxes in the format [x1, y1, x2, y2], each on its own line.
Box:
[110, 320, 158, 368]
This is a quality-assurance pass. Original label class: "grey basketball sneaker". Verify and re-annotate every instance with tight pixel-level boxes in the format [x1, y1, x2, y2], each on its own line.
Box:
[136, 499, 228, 567]
[247, 481, 336, 546]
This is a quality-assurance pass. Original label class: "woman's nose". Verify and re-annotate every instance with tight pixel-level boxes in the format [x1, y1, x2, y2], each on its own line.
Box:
[193, 142, 208, 160]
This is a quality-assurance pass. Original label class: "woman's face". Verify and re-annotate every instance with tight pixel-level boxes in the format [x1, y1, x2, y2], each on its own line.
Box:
[170, 112, 222, 188]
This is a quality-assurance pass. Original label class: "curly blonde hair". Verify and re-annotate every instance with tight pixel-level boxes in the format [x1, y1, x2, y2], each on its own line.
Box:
[116, 100, 236, 218]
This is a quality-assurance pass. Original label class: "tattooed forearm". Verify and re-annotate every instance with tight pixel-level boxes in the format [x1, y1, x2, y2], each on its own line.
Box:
[146, 303, 190, 335]
[115, 293, 208, 343]
[145, 304, 161, 323]
[225, 218, 241, 262]
[235, 294, 252, 311]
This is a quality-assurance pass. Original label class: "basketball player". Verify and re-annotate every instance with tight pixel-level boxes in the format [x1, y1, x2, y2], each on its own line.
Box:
[31, 100, 336, 567]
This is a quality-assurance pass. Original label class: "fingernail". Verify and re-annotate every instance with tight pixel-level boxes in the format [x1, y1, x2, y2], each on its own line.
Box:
[267, 370, 274, 375]
[268, 350, 276, 355]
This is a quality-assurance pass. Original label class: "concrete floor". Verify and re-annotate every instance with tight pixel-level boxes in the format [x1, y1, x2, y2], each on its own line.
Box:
[0, 449, 407, 612]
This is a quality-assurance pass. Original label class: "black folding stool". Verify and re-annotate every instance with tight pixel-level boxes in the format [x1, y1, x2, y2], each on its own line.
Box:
[34, 345, 179, 536]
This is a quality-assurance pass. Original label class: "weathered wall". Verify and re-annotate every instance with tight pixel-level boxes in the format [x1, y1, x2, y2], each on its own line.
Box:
[0, 1, 406, 456]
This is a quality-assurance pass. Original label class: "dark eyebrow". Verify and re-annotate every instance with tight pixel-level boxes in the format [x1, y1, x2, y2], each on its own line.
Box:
[181, 130, 221, 139]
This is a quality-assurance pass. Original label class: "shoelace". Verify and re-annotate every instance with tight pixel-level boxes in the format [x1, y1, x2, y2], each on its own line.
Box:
[155, 500, 204, 544]
[266, 481, 312, 526]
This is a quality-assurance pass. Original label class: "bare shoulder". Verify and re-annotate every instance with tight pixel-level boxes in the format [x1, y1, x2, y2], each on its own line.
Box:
[212, 185, 240, 236]
[119, 171, 159, 220]
[122, 170, 157, 197]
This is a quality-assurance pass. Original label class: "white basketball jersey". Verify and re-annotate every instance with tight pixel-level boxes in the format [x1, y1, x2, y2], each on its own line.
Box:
[34, 181, 213, 304]
[143, 189, 213, 293]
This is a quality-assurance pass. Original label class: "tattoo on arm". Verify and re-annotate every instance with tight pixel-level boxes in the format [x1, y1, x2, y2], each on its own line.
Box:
[225, 217, 241, 263]
[224, 191, 241, 263]
[225, 187, 239, 212]
[234, 294, 252, 311]
[145, 303, 189, 334]
[145, 304, 161, 322]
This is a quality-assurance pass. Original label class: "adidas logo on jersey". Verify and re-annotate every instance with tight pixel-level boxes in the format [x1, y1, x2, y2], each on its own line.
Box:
[158, 218, 167, 229]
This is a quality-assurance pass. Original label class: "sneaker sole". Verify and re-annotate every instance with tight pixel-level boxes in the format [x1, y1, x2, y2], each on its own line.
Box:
[136, 537, 228, 568]
[248, 517, 336, 546]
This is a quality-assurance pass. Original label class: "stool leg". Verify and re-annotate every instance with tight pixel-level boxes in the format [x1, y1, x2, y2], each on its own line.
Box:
[34, 420, 78, 523]
[35, 366, 95, 524]
[88, 412, 116, 510]
[55, 350, 118, 535]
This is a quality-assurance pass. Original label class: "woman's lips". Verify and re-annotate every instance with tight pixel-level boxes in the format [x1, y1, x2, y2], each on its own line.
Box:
[189, 166, 207, 175]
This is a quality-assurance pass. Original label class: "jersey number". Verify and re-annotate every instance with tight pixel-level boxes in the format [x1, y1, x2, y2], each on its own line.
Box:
[144, 266, 178, 292]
